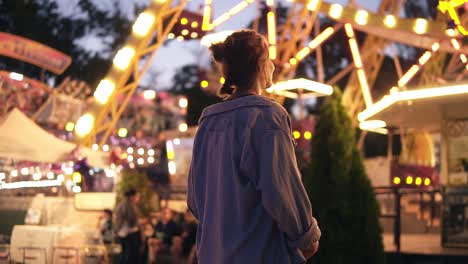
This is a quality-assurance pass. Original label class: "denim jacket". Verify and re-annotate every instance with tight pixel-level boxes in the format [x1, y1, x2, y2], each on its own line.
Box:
[187, 95, 321, 264]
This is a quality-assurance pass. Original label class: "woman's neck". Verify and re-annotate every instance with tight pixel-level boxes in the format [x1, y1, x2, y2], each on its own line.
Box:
[228, 89, 258, 100]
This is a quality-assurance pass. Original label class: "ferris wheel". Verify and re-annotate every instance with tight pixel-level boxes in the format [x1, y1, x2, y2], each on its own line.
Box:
[74, 0, 467, 147]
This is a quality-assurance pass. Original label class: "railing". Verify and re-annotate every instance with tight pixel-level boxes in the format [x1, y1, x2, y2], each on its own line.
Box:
[374, 186, 441, 253]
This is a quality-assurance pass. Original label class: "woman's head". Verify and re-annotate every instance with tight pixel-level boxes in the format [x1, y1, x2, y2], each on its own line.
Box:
[209, 30, 275, 98]
[124, 188, 140, 204]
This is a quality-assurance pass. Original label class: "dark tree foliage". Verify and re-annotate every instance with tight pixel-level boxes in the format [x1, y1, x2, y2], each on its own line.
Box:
[0, 0, 140, 87]
[171, 64, 220, 126]
[116, 169, 157, 217]
[304, 88, 385, 264]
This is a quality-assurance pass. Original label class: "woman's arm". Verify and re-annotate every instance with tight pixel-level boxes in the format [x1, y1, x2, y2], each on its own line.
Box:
[251, 127, 321, 252]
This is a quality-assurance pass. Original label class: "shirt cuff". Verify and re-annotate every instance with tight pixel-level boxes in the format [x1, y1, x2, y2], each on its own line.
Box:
[287, 217, 321, 250]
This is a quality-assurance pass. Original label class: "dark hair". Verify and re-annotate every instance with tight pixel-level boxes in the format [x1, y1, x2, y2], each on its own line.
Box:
[124, 188, 137, 197]
[104, 209, 112, 217]
[209, 30, 269, 98]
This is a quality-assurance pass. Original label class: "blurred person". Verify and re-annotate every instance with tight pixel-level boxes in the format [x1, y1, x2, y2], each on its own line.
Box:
[141, 222, 154, 264]
[114, 189, 143, 264]
[154, 208, 180, 249]
[150, 211, 162, 227]
[98, 209, 113, 244]
[187, 30, 321, 264]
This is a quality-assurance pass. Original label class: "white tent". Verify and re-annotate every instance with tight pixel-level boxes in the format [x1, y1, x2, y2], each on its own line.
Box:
[0, 108, 108, 168]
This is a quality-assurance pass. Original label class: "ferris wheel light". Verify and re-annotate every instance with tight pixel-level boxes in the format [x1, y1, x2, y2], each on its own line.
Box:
[269, 46, 277, 60]
[75, 113, 95, 137]
[348, 38, 362, 68]
[383, 15, 397, 28]
[309, 27, 335, 49]
[446, 28, 457, 36]
[460, 54, 467, 63]
[267, 12, 276, 45]
[329, 4, 343, 19]
[133, 12, 155, 37]
[398, 65, 420, 87]
[113, 46, 135, 70]
[451, 38, 461, 50]
[413, 18, 428, 34]
[202, 0, 213, 31]
[295, 47, 311, 60]
[307, 0, 320, 11]
[354, 10, 369, 25]
[212, 13, 230, 27]
[418, 51, 432, 65]
[231, 1, 250, 15]
[289, 58, 297, 65]
[94, 79, 116, 104]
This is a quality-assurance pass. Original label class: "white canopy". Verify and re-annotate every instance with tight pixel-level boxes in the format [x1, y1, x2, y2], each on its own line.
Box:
[0, 109, 108, 168]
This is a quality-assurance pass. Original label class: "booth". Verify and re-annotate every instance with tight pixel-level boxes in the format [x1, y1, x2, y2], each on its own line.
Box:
[0, 108, 108, 168]
[358, 82, 468, 247]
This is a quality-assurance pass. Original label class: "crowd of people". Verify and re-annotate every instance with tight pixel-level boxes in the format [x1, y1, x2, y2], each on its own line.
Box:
[98, 189, 197, 264]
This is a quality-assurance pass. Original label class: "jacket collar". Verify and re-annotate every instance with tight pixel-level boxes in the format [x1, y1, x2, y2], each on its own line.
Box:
[199, 95, 275, 123]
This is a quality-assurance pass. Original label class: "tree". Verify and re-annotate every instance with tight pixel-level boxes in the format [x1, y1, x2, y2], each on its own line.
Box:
[0, 0, 138, 87]
[303, 88, 384, 264]
[116, 169, 158, 217]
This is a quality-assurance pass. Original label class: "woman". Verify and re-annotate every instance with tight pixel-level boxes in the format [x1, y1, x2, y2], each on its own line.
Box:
[187, 30, 321, 264]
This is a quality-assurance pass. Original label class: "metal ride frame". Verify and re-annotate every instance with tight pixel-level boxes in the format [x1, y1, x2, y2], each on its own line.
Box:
[76, 0, 467, 147]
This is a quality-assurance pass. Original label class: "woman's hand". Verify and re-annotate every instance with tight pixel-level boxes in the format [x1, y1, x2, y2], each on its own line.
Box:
[301, 241, 319, 260]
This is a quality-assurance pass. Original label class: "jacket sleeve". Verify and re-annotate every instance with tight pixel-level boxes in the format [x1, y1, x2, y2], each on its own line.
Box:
[187, 159, 199, 221]
[253, 127, 321, 250]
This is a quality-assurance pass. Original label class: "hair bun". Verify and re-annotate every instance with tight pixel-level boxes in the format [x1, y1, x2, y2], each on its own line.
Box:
[209, 42, 226, 63]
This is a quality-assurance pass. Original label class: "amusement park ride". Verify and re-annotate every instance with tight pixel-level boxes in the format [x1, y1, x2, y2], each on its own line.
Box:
[73, 0, 467, 150]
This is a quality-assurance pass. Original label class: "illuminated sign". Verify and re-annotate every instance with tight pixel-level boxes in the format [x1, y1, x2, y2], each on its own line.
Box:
[0, 33, 72, 74]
